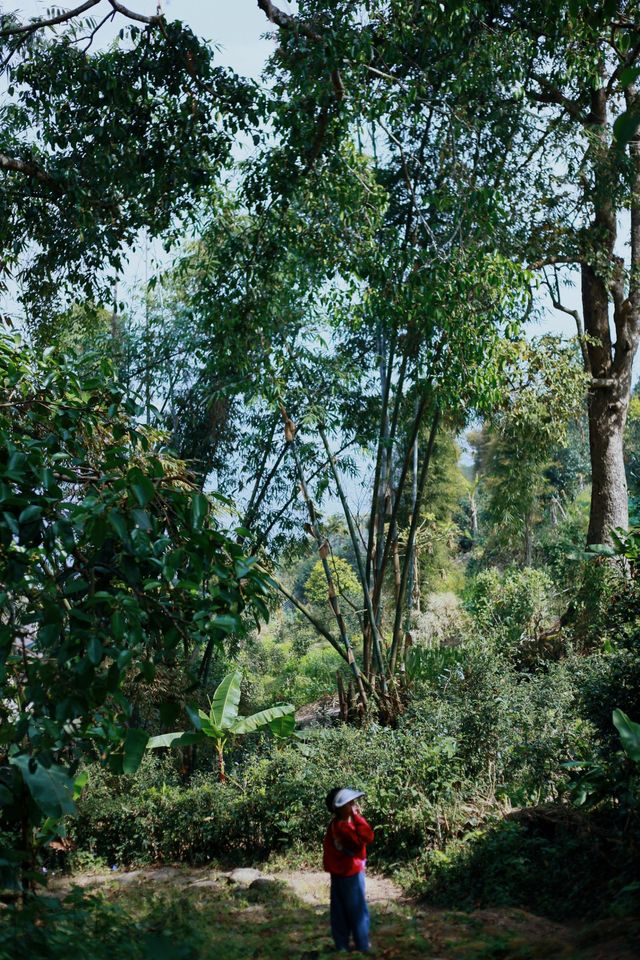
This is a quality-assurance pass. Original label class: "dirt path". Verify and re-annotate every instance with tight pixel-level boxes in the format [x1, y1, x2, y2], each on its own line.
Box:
[50, 865, 639, 959]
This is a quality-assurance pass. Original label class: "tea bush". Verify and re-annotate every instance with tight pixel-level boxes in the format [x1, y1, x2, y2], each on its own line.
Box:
[71, 724, 466, 868]
[464, 566, 556, 663]
[418, 812, 640, 922]
[404, 649, 586, 803]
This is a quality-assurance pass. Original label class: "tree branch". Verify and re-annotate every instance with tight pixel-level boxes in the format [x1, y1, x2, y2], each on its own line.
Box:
[0, 1, 100, 37]
[107, 1, 163, 26]
[256, 0, 322, 42]
[256, 0, 344, 102]
[0, 0, 162, 38]
[0, 154, 63, 193]
[527, 73, 590, 125]
[528, 256, 584, 270]
[541, 268, 592, 375]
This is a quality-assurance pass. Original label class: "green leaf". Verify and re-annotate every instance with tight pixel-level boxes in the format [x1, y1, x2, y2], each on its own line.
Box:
[211, 613, 241, 633]
[123, 728, 150, 774]
[231, 703, 295, 736]
[73, 771, 89, 800]
[210, 670, 242, 730]
[108, 509, 129, 542]
[130, 474, 155, 507]
[267, 710, 296, 739]
[613, 108, 640, 146]
[18, 504, 43, 524]
[112, 609, 125, 640]
[612, 708, 640, 762]
[585, 543, 616, 557]
[10, 756, 76, 819]
[235, 556, 257, 578]
[146, 731, 205, 749]
[87, 636, 103, 666]
[190, 493, 209, 531]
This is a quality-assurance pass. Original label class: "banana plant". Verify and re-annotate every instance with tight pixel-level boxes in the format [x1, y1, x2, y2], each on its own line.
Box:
[147, 671, 295, 781]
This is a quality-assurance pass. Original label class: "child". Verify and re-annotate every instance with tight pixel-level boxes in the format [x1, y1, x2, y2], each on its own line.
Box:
[323, 787, 374, 954]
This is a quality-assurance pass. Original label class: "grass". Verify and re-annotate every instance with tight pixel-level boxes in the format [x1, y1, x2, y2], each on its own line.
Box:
[5, 866, 638, 960]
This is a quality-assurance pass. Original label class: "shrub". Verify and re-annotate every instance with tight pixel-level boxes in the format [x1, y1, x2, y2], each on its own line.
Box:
[0, 889, 203, 960]
[405, 650, 587, 804]
[71, 725, 466, 868]
[418, 811, 640, 922]
[578, 647, 640, 753]
[464, 566, 556, 664]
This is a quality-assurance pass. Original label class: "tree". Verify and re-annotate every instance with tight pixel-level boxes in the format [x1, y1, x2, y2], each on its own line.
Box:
[466, 0, 640, 546]
[255, 0, 640, 548]
[90, 0, 533, 721]
[305, 556, 361, 610]
[471, 338, 587, 566]
[0, 3, 259, 312]
[0, 334, 269, 889]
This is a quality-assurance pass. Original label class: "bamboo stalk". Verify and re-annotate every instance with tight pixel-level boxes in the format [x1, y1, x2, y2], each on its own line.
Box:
[389, 407, 440, 673]
[281, 406, 369, 709]
[316, 424, 388, 696]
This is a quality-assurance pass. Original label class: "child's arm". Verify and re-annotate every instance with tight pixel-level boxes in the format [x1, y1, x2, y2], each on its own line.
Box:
[334, 812, 374, 848]
[352, 811, 374, 844]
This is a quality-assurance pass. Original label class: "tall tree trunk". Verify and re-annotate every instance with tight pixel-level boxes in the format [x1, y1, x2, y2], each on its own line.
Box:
[580, 83, 637, 544]
[586, 380, 630, 543]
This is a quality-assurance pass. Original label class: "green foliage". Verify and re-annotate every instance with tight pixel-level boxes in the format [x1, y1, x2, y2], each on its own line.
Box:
[74, 722, 465, 867]
[147, 671, 295, 779]
[614, 708, 640, 763]
[625, 392, 640, 501]
[304, 556, 360, 608]
[469, 338, 588, 566]
[1, 15, 260, 309]
[464, 566, 557, 664]
[419, 813, 640, 922]
[0, 336, 268, 881]
[564, 709, 640, 813]
[406, 649, 585, 804]
[0, 888, 203, 960]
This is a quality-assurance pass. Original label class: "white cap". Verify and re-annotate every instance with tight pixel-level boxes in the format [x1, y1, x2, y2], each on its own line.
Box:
[332, 788, 364, 809]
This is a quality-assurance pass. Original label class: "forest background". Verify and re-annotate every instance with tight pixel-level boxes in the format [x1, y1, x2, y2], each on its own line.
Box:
[1, 2, 640, 958]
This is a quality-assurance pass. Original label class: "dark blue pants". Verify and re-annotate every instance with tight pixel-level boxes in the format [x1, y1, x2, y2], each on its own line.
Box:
[330, 871, 370, 952]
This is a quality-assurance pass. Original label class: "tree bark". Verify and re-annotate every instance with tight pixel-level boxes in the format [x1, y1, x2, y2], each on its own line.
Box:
[586, 381, 630, 543]
[580, 82, 637, 544]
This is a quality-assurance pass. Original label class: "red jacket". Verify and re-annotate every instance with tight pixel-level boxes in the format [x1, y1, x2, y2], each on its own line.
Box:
[323, 812, 374, 877]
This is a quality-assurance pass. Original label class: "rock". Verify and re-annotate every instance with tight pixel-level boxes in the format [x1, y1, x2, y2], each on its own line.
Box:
[249, 877, 280, 892]
[188, 879, 220, 889]
[227, 868, 262, 886]
[141, 867, 182, 882]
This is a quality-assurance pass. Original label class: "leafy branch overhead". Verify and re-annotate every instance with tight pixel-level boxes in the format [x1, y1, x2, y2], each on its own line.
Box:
[0, 7, 261, 308]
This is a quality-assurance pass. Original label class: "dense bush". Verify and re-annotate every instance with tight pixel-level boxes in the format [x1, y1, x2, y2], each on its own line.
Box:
[419, 812, 640, 922]
[578, 647, 640, 753]
[239, 631, 348, 710]
[71, 725, 466, 868]
[70, 648, 593, 870]
[0, 889, 203, 960]
[463, 566, 557, 664]
[405, 649, 586, 804]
